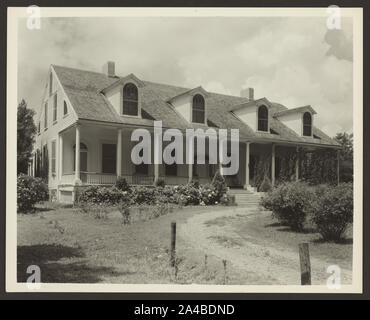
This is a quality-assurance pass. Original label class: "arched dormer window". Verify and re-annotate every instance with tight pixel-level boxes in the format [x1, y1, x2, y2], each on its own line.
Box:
[122, 83, 139, 116]
[192, 94, 205, 124]
[257, 105, 268, 132]
[303, 112, 312, 136]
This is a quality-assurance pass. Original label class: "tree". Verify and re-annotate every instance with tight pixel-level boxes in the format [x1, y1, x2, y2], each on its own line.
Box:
[17, 100, 36, 174]
[334, 132, 353, 182]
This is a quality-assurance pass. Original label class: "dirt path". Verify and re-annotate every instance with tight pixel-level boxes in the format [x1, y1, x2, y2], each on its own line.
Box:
[179, 206, 352, 285]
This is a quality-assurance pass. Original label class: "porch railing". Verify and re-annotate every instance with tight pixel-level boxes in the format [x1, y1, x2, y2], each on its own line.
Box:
[60, 173, 213, 186]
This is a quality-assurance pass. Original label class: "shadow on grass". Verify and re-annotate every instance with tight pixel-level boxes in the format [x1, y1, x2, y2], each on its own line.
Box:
[17, 244, 128, 283]
[312, 238, 353, 245]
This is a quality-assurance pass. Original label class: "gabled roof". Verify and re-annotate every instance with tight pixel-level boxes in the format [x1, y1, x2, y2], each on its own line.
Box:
[52, 64, 340, 147]
[166, 86, 210, 103]
[230, 97, 271, 112]
[274, 105, 317, 117]
[100, 73, 146, 94]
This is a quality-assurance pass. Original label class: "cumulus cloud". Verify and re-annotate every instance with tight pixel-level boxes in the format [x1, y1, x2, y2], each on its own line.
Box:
[17, 16, 353, 136]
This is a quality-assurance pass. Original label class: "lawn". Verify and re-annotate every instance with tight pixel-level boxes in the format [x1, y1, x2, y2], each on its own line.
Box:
[17, 203, 253, 284]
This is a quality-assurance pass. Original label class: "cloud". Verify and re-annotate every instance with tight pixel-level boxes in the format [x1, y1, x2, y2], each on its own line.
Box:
[17, 16, 353, 137]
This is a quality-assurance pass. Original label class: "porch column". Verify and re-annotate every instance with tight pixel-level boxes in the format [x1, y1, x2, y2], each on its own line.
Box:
[116, 128, 122, 177]
[154, 163, 159, 184]
[74, 124, 81, 185]
[295, 146, 299, 181]
[244, 142, 251, 189]
[58, 133, 63, 181]
[337, 149, 340, 185]
[271, 144, 276, 186]
[188, 163, 193, 183]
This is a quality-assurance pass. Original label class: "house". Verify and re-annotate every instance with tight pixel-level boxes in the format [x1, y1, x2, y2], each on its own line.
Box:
[28, 62, 341, 203]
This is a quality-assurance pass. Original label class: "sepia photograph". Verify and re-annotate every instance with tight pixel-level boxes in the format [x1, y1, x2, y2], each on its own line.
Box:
[5, 6, 364, 295]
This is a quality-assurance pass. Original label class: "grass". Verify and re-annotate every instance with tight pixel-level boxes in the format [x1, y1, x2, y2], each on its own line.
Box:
[17, 203, 252, 284]
[231, 211, 353, 271]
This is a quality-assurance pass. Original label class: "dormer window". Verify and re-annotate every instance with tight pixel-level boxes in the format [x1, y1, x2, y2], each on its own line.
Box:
[122, 83, 139, 116]
[192, 94, 205, 124]
[303, 112, 312, 136]
[257, 105, 268, 132]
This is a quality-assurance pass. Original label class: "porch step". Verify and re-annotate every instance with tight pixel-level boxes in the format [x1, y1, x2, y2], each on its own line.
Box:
[229, 191, 264, 207]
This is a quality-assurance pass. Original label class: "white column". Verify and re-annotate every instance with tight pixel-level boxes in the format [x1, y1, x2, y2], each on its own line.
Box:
[116, 128, 122, 177]
[74, 125, 81, 185]
[271, 144, 276, 186]
[295, 146, 299, 182]
[244, 142, 251, 189]
[188, 163, 193, 183]
[59, 134, 63, 181]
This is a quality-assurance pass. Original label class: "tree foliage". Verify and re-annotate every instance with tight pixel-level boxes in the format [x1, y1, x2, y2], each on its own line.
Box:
[17, 100, 36, 174]
[335, 132, 353, 182]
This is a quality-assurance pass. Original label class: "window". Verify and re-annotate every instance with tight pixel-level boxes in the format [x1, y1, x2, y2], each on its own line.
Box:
[38, 122, 40, 134]
[257, 105, 268, 132]
[49, 72, 53, 96]
[53, 94, 57, 122]
[122, 83, 139, 116]
[192, 94, 205, 124]
[102, 143, 116, 174]
[44, 102, 48, 129]
[51, 140, 56, 175]
[303, 112, 312, 136]
[63, 101, 68, 116]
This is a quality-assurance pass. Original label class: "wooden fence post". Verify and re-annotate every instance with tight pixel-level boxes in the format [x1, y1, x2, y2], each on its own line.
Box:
[170, 222, 176, 267]
[299, 243, 311, 285]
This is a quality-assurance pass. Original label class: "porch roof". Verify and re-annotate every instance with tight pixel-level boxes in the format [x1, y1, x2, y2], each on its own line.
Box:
[52, 65, 340, 148]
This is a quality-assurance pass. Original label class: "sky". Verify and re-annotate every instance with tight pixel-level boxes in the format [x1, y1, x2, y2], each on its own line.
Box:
[18, 16, 353, 137]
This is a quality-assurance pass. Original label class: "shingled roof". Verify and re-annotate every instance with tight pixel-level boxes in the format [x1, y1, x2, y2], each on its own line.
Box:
[52, 65, 340, 148]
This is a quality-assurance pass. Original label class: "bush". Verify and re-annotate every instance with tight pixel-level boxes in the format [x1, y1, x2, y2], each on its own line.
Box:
[118, 201, 131, 225]
[115, 177, 130, 192]
[310, 183, 353, 241]
[199, 184, 218, 205]
[131, 186, 157, 205]
[78, 185, 128, 205]
[261, 182, 313, 232]
[211, 170, 228, 201]
[17, 174, 49, 213]
[259, 175, 272, 192]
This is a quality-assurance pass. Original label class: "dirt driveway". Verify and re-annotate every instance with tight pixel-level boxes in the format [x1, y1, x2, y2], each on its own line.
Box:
[179, 206, 352, 285]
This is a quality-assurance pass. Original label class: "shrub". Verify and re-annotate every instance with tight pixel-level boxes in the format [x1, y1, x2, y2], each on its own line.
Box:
[174, 184, 200, 206]
[211, 170, 228, 201]
[261, 182, 313, 232]
[154, 178, 166, 188]
[220, 194, 236, 206]
[115, 177, 130, 192]
[199, 184, 218, 205]
[17, 174, 49, 213]
[310, 183, 353, 241]
[259, 175, 272, 192]
[118, 202, 131, 225]
[131, 186, 156, 205]
[78, 185, 128, 205]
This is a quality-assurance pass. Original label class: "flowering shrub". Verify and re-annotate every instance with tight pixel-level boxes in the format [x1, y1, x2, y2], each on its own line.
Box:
[17, 174, 49, 213]
[78, 185, 129, 205]
[199, 184, 218, 205]
[259, 175, 272, 192]
[78, 179, 228, 208]
[261, 182, 314, 232]
[310, 183, 353, 241]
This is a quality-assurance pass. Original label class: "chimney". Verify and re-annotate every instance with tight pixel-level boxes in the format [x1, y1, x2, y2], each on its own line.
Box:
[103, 61, 115, 77]
[240, 87, 254, 100]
